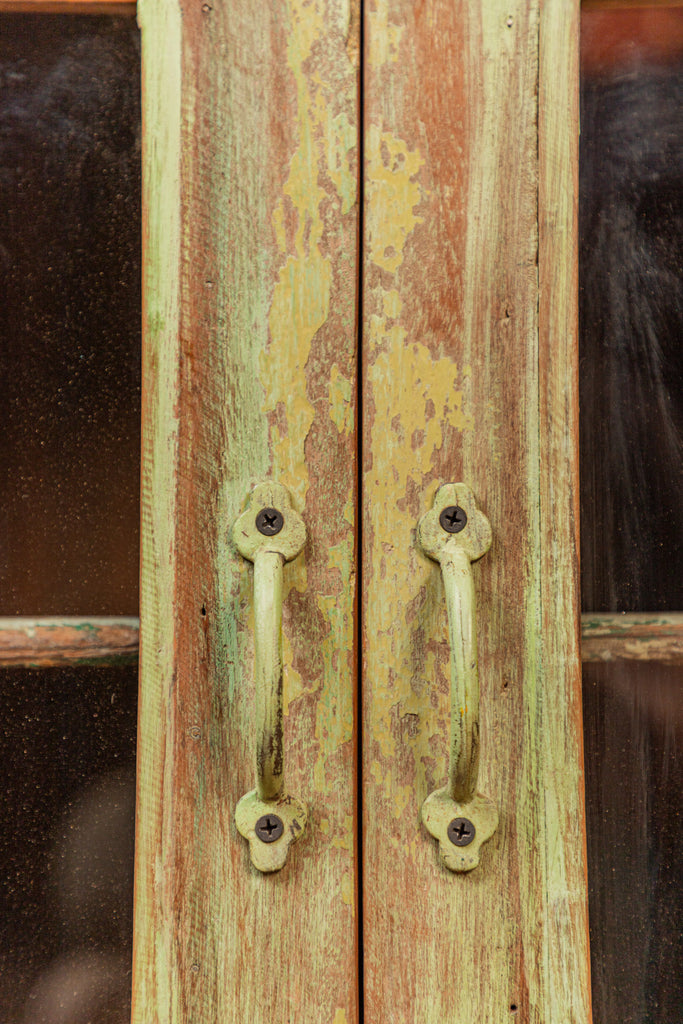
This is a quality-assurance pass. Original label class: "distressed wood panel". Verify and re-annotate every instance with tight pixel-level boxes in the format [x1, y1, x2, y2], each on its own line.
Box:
[132, 2, 359, 1021]
[361, 1, 591, 1020]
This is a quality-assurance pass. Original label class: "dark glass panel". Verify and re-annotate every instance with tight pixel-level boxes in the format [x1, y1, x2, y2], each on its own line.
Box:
[0, 665, 137, 1023]
[0, 16, 141, 616]
[579, 10, 683, 612]
[583, 661, 683, 1024]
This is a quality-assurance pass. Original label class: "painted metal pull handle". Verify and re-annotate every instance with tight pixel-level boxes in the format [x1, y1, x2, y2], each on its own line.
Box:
[418, 484, 498, 872]
[233, 482, 307, 872]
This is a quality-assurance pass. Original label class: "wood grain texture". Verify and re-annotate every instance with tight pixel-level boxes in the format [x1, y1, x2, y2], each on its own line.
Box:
[0, 617, 139, 666]
[361, 1, 591, 1020]
[132, 2, 359, 1021]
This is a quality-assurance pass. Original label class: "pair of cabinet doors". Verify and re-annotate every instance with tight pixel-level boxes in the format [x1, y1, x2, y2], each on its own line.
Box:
[133, 1, 591, 1021]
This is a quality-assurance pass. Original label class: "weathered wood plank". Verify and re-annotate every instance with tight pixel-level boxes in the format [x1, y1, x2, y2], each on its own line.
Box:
[0, 617, 139, 666]
[538, 1, 593, 1018]
[361, 1, 591, 1020]
[132, 2, 359, 1021]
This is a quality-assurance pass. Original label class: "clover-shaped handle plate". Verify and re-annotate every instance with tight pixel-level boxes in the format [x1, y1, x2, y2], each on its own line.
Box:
[418, 484, 498, 873]
[421, 788, 498, 873]
[235, 791, 308, 874]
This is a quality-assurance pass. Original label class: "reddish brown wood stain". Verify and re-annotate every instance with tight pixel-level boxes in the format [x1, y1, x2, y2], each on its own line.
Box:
[134, 2, 359, 1021]
[362, 1, 591, 1020]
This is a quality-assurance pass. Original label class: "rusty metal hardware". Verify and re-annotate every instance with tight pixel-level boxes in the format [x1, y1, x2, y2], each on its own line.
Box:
[418, 483, 498, 873]
[233, 482, 307, 873]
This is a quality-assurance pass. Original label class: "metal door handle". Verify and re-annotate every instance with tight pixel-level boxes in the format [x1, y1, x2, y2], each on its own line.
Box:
[233, 482, 307, 872]
[417, 484, 498, 872]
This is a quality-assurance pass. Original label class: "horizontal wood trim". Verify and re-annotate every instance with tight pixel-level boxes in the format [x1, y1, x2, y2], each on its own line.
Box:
[0, 617, 140, 667]
[2, 615, 681, 668]
[0, 0, 136, 14]
[581, 613, 683, 662]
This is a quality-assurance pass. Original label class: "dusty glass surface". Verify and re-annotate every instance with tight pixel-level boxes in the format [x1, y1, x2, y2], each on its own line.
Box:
[580, 10, 683, 1024]
[0, 15, 141, 616]
[0, 665, 137, 1024]
[580, 9, 683, 613]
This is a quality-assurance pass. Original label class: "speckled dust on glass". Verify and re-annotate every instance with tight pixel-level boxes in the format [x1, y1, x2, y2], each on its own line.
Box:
[0, 15, 140, 1024]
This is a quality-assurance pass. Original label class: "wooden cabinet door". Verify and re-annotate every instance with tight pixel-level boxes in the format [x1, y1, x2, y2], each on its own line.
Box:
[133, 1, 591, 1021]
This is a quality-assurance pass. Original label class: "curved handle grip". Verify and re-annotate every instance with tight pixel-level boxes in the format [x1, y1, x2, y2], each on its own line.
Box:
[418, 483, 498, 872]
[233, 482, 307, 873]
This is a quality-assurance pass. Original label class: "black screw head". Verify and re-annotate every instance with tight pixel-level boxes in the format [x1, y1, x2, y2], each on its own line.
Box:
[255, 814, 284, 843]
[255, 507, 284, 536]
[439, 505, 467, 534]
[447, 817, 475, 847]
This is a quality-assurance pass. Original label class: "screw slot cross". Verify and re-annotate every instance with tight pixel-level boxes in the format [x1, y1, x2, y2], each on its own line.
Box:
[255, 507, 284, 536]
[439, 505, 468, 534]
[255, 813, 284, 843]
[447, 816, 475, 847]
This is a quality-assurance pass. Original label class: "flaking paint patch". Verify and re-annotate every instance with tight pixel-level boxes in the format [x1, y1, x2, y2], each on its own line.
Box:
[261, 0, 356, 510]
[333, 1009, 350, 1024]
[340, 872, 354, 913]
[365, 118, 472, 805]
[366, 125, 424, 273]
[260, 1, 357, 809]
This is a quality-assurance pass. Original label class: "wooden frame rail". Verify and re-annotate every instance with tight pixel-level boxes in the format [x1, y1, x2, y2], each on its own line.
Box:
[581, 613, 683, 663]
[2, 0, 680, 15]
[0, 618, 140, 667]
[1, 614, 683, 667]
[0, 0, 136, 13]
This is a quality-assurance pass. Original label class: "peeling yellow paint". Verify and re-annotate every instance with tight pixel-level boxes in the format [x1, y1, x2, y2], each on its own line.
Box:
[340, 873, 354, 914]
[366, 124, 424, 273]
[260, 0, 357, 814]
[261, 0, 357, 509]
[333, 1008, 350, 1024]
[328, 111, 357, 216]
[330, 815, 354, 851]
[364, 116, 471, 793]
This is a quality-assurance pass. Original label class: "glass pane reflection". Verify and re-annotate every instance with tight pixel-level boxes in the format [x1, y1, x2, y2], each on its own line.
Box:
[580, 10, 683, 612]
[0, 666, 136, 1024]
[583, 660, 683, 1024]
